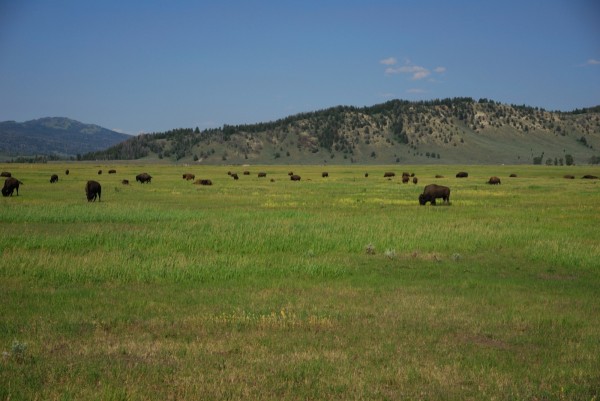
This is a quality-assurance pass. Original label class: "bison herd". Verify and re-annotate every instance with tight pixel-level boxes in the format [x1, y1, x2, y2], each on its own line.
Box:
[1, 169, 599, 205]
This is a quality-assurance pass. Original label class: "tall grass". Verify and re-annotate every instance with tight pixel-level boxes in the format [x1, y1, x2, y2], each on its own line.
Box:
[1, 163, 600, 400]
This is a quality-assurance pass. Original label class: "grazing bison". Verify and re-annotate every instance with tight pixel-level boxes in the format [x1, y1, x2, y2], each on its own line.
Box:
[108, 169, 117, 174]
[383, 172, 395, 178]
[290, 174, 301, 181]
[243, 171, 250, 175]
[509, 174, 517, 178]
[97, 170, 102, 175]
[198, 179, 213, 186]
[582, 175, 598, 179]
[412, 177, 418, 184]
[456, 172, 468, 178]
[0, 171, 11, 177]
[65, 169, 69, 176]
[85, 180, 101, 202]
[258, 172, 267, 177]
[364, 173, 369, 178]
[50, 174, 59, 183]
[435, 175, 444, 178]
[2, 177, 23, 197]
[288, 171, 294, 176]
[136, 173, 152, 183]
[418, 184, 450, 206]
[183, 173, 195, 180]
[231, 173, 239, 180]
[402, 176, 409, 184]
[563, 175, 575, 179]
[322, 172, 329, 178]
[122, 179, 129, 185]
[488, 176, 501, 185]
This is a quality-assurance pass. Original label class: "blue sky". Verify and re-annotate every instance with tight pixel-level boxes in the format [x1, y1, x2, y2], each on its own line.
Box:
[0, 0, 598, 134]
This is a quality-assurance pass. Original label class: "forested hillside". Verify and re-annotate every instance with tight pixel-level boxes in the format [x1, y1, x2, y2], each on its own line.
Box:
[82, 98, 600, 165]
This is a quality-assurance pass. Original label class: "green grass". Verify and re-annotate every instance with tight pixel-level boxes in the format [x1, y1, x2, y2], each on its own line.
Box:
[1, 163, 600, 400]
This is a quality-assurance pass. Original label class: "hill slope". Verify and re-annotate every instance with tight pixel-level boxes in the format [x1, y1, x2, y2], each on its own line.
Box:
[0, 117, 130, 157]
[87, 98, 600, 165]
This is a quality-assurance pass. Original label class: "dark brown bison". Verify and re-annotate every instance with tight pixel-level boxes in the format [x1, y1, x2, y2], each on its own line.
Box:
[65, 169, 69, 175]
[412, 177, 418, 184]
[258, 172, 267, 177]
[85, 180, 101, 202]
[456, 172, 468, 178]
[564, 175, 575, 179]
[364, 173, 369, 178]
[199, 179, 213, 186]
[108, 169, 117, 174]
[322, 172, 329, 178]
[243, 171, 250, 175]
[290, 174, 301, 181]
[122, 179, 129, 185]
[231, 173, 239, 180]
[419, 184, 450, 206]
[50, 174, 59, 183]
[402, 172, 410, 178]
[288, 171, 294, 176]
[402, 176, 409, 183]
[97, 170, 102, 175]
[136, 173, 152, 183]
[383, 172, 395, 178]
[183, 173, 195, 180]
[0, 171, 11, 177]
[509, 174, 517, 178]
[2, 177, 23, 197]
[435, 175, 444, 178]
[488, 176, 501, 185]
[582, 175, 598, 179]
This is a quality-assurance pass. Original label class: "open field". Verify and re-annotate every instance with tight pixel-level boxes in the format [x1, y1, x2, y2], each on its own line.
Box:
[1, 163, 600, 400]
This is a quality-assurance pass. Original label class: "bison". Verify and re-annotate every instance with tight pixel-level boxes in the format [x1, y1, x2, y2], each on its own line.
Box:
[65, 169, 69, 176]
[108, 169, 117, 174]
[563, 175, 575, 179]
[258, 172, 267, 178]
[456, 172, 468, 178]
[98, 170, 102, 175]
[0, 171, 11, 177]
[412, 177, 418, 185]
[243, 171, 250, 175]
[183, 173, 195, 180]
[231, 173, 239, 180]
[383, 172, 395, 178]
[582, 175, 598, 179]
[198, 179, 213, 186]
[364, 173, 369, 178]
[488, 176, 501, 185]
[290, 174, 301, 181]
[322, 172, 329, 178]
[509, 174, 517, 178]
[2, 177, 23, 197]
[402, 176, 409, 184]
[122, 179, 129, 185]
[418, 184, 450, 206]
[136, 173, 152, 183]
[435, 175, 444, 178]
[85, 180, 101, 202]
[50, 174, 59, 183]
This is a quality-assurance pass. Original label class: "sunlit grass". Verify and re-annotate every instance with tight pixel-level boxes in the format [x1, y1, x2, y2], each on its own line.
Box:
[1, 162, 600, 400]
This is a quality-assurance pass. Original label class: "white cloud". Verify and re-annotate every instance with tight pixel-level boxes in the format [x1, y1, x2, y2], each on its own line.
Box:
[434, 66, 446, 73]
[586, 59, 600, 65]
[385, 64, 430, 80]
[380, 57, 397, 66]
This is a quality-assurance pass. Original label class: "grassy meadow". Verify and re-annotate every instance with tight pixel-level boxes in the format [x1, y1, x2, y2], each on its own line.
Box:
[1, 162, 600, 400]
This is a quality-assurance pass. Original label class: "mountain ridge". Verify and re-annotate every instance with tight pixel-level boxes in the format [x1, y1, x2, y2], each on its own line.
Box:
[83, 98, 600, 165]
[0, 117, 130, 158]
